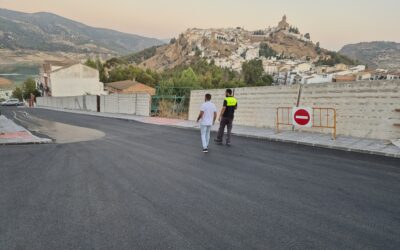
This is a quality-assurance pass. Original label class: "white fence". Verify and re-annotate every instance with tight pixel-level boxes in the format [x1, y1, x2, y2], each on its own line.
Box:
[37, 93, 151, 117]
[37, 95, 98, 112]
[100, 94, 151, 117]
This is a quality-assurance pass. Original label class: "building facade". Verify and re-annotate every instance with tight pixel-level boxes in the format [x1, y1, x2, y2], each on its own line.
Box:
[40, 63, 104, 97]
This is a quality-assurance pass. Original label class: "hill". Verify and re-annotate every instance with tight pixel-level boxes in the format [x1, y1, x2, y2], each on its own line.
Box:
[0, 77, 12, 88]
[339, 42, 400, 70]
[0, 8, 164, 62]
[133, 16, 353, 72]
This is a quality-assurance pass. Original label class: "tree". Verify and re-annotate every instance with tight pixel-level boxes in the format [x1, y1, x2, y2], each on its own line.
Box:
[289, 26, 299, 34]
[315, 42, 321, 54]
[253, 30, 266, 36]
[11, 78, 40, 101]
[12, 87, 23, 101]
[22, 78, 40, 100]
[261, 75, 273, 86]
[304, 33, 311, 40]
[242, 59, 273, 86]
[84, 59, 98, 69]
[316, 51, 358, 66]
[85, 58, 107, 82]
[259, 43, 277, 58]
[242, 59, 264, 85]
[176, 67, 200, 88]
[136, 71, 156, 87]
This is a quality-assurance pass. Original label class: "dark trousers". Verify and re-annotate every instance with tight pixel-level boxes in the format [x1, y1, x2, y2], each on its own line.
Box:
[217, 117, 233, 143]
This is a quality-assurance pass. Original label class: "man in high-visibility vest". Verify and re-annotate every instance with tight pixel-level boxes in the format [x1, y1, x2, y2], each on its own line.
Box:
[215, 89, 237, 146]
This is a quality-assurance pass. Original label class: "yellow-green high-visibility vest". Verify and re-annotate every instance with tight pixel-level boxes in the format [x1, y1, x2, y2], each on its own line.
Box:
[225, 97, 237, 107]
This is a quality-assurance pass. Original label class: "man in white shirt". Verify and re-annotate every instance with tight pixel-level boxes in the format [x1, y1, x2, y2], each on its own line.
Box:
[196, 94, 217, 153]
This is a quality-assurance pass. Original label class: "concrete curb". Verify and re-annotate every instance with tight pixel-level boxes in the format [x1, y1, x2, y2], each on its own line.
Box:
[36, 107, 400, 158]
[0, 139, 53, 146]
[0, 114, 53, 146]
[167, 124, 400, 159]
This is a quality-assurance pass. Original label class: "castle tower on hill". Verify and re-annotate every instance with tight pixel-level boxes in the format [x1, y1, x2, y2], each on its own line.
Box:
[278, 15, 290, 30]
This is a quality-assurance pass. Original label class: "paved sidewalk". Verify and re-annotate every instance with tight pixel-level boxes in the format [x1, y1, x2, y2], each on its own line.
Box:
[37, 107, 400, 158]
[0, 115, 52, 145]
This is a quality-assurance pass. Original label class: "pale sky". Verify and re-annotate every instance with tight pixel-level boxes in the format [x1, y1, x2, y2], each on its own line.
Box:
[0, 0, 399, 50]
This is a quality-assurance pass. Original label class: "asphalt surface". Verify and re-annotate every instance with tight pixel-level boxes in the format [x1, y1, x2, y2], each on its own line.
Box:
[1, 107, 400, 250]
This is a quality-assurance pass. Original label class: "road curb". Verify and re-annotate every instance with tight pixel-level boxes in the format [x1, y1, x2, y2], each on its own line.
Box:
[35, 107, 400, 159]
[0, 139, 53, 146]
[0, 113, 53, 146]
[162, 124, 400, 159]
[227, 133, 400, 159]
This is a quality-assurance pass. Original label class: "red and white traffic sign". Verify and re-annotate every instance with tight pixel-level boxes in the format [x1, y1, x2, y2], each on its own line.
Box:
[292, 107, 313, 127]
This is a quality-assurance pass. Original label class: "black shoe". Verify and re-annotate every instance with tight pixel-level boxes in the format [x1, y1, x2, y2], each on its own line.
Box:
[203, 148, 209, 153]
[226, 142, 231, 147]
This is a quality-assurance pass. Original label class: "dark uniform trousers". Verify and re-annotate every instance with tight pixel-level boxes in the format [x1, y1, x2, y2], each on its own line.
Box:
[216, 117, 233, 143]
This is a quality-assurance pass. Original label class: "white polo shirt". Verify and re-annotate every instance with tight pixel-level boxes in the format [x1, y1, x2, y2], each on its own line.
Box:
[200, 101, 217, 126]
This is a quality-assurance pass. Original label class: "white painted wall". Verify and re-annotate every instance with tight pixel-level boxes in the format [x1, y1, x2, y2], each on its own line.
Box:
[49, 64, 104, 97]
[37, 95, 98, 112]
[295, 63, 313, 73]
[37, 93, 151, 117]
[100, 94, 151, 116]
[303, 74, 334, 84]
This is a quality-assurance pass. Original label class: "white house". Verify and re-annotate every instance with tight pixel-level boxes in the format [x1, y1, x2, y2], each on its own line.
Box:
[302, 73, 334, 84]
[386, 73, 400, 80]
[295, 63, 313, 73]
[40, 63, 104, 97]
[356, 71, 372, 81]
[333, 63, 348, 71]
[262, 59, 279, 75]
[245, 46, 260, 61]
[349, 65, 366, 73]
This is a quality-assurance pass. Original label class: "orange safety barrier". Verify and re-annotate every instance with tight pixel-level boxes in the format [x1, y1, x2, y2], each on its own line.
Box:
[276, 107, 337, 139]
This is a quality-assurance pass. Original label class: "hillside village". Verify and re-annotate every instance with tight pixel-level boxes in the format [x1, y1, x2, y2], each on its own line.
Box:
[140, 15, 400, 85]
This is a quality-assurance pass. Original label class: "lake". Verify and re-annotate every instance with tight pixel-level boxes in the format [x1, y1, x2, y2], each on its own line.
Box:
[0, 63, 40, 86]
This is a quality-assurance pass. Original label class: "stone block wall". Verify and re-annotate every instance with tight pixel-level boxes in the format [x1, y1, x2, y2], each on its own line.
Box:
[189, 81, 400, 140]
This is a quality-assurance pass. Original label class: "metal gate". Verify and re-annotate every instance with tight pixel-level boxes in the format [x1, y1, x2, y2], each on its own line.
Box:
[276, 107, 337, 139]
[151, 87, 194, 119]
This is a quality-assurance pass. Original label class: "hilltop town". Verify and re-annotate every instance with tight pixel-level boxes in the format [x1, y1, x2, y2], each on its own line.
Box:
[139, 15, 400, 84]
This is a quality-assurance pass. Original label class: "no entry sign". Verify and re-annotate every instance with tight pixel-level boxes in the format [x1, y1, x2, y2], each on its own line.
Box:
[292, 107, 313, 127]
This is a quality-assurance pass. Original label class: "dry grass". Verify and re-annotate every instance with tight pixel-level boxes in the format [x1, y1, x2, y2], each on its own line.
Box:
[157, 100, 188, 119]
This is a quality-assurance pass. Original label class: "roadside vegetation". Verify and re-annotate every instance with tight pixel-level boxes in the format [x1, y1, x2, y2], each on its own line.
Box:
[12, 78, 40, 101]
[84, 57, 274, 93]
[316, 51, 358, 66]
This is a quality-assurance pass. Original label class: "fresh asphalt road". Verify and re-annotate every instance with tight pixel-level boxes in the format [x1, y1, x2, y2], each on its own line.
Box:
[1, 107, 400, 250]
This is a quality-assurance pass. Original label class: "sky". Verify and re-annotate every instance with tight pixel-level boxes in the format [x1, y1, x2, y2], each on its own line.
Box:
[0, 0, 399, 51]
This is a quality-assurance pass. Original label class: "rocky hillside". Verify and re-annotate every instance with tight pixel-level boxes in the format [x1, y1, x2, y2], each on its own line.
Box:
[0, 77, 12, 88]
[138, 16, 336, 72]
[339, 42, 400, 70]
[0, 8, 163, 58]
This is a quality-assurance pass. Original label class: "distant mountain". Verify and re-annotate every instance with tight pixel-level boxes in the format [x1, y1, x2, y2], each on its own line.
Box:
[339, 42, 400, 70]
[0, 8, 164, 55]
